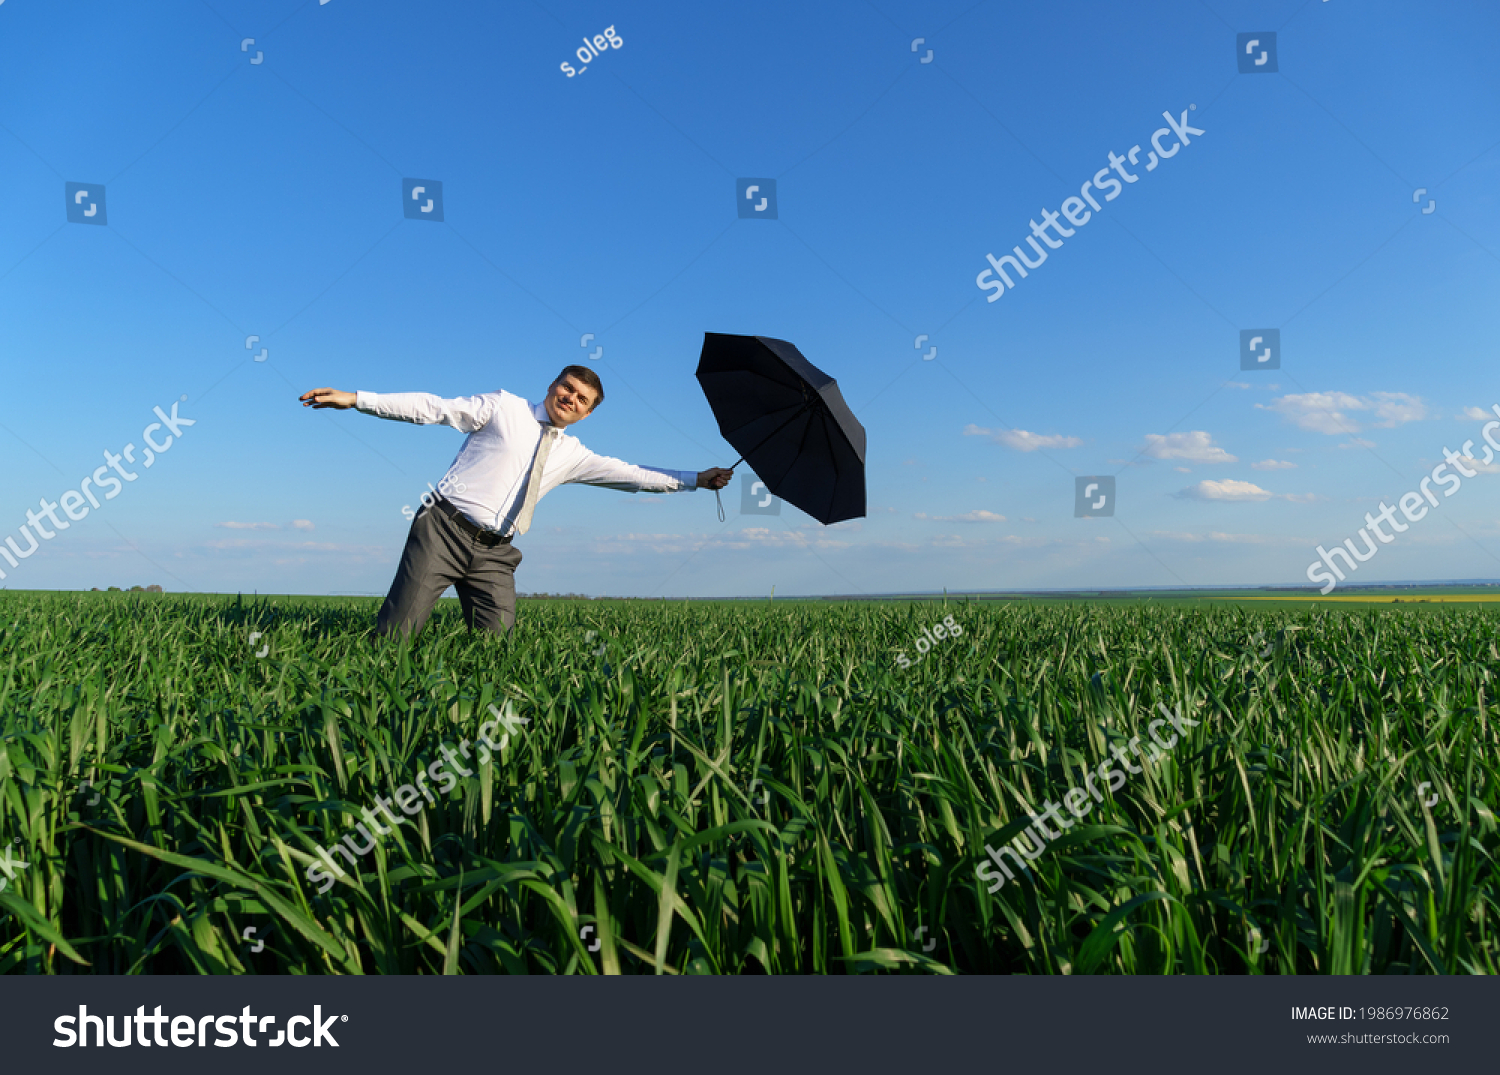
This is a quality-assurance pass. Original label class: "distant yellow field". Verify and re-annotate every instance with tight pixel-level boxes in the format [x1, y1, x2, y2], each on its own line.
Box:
[1233, 594, 1500, 602]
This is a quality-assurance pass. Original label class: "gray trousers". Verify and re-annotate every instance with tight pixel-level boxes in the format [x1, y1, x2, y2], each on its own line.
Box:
[375, 503, 523, 639]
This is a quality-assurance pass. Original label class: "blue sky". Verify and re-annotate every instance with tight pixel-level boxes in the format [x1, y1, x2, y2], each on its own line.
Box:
[1, 0, 1497, 598]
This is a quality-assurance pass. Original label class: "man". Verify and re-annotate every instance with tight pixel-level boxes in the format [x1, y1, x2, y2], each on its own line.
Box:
[299, 366, 733, 638]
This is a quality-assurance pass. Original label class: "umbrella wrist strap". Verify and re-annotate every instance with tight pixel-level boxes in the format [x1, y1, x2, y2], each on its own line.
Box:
[715, 488, 725, 522]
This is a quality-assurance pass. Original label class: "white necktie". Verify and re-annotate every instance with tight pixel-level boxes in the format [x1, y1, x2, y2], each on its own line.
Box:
[513, 425, 559, 536]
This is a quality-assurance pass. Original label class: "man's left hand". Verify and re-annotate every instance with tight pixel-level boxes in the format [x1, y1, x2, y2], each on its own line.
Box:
[696, 467, 734, 490]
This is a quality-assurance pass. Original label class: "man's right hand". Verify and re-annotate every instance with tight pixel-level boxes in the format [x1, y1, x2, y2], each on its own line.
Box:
[300, 388, 357, 410]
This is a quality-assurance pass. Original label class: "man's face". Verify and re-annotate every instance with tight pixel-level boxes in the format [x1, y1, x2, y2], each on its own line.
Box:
[545, 375, 597, 428]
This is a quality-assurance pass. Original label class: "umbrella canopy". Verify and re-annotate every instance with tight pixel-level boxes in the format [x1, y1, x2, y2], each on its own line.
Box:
[695, 333, 866, 525]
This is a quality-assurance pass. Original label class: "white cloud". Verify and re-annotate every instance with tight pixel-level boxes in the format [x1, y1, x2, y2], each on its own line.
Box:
[1174, 466, 1191, 473]
[588, 529, 852, 555]
[963, 423, 1083, 452]
[1141, 431, 1237, 463]
[1259, 393, 1361, 433]
[1368, 392, 1430, 427]
[1339, 438, 1378, 449]
[929, 533, 1057, 549]
[914, 510, 1006, 523]
[215, 521, 279, 530]
[1279, 492, 1324, 503]
[1173, 479, 1272, 501]
[1459, 455, 1500, 475]
[291, 519, 315, 531]
[1251, 459, 1297, 470]
[1258, 391, 1429, 434]
[1149, 530, 1304, 546]
[931, 534, 988, 548]
[1459, 406, 1492, 420]
[203, 538, 383, 556]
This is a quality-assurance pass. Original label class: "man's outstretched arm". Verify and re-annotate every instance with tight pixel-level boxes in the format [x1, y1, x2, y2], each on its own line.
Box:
[566, 451, 734, 493]
[299, 388, 493, 432]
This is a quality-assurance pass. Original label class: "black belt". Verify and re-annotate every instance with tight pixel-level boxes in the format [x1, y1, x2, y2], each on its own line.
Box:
[433, 496, 512, 546]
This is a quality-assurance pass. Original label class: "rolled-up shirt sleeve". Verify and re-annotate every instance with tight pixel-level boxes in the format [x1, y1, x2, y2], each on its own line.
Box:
[565, 450, 697, 493]
[354, 391, 494, 433]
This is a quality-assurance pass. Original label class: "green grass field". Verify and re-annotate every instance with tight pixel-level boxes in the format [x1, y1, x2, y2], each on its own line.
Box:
[0, 590, 1495, 974]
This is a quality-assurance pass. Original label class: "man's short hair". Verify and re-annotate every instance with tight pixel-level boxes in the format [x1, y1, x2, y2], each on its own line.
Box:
[554, 365, 604, 411]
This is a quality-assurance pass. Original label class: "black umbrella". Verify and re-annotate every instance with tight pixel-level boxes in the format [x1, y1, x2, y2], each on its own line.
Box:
[695, 333, 866, 525]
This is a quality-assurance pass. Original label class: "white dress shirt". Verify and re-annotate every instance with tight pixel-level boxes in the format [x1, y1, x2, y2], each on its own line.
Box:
[355, 389, 698, 537]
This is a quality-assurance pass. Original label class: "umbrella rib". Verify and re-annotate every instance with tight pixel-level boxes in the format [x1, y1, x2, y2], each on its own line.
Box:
[796, 411, 836, 520]
[727, 398, 817, 469]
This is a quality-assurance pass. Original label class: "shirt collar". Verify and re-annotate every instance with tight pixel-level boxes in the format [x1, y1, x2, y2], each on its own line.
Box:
[529, 400, 558, 429]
